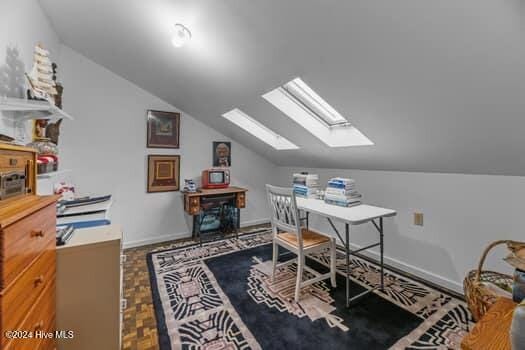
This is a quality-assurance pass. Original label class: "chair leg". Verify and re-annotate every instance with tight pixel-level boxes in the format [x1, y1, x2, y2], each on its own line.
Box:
[294, 253, 305, 302]
[330, 239, 337, 288]
[271, 240, 278, 283]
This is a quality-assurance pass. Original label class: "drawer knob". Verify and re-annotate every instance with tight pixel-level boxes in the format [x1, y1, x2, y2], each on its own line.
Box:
[31, 229, 44, 238]
[34, 275, 44, 286]
[34, 320, 44, 330]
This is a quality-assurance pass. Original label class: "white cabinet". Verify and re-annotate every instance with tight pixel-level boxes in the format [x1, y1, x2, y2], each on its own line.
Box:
[56, 225, 123, 350]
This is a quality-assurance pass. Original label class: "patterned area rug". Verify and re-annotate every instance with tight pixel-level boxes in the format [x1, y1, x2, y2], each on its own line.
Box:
[147, 228, 473, 349]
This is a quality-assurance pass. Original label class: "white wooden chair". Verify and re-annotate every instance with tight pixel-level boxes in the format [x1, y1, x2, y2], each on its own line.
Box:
[266, 184, 336, 302]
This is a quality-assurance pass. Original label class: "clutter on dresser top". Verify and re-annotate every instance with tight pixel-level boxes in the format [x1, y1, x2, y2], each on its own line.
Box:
[0, 143, 37, 200]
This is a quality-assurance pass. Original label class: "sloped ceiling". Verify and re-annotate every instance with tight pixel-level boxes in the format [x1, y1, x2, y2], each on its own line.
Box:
[39, 0, 525, 175]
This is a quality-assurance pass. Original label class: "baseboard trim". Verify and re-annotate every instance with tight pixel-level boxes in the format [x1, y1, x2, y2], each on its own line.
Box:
[347, 242, 464, 297]
[123, 218, 270, 249]
[240, 218, 270, 227]
[123, 231, 190, 249]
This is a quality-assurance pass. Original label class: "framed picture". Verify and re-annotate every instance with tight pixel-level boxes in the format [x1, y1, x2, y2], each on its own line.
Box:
[213, 141, 231, 167]
[147, 110, 180, 148]
[147, 155, 180, 193]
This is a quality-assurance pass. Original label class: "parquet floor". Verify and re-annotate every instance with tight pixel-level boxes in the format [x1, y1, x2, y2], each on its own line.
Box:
[121, 225, 270, 350]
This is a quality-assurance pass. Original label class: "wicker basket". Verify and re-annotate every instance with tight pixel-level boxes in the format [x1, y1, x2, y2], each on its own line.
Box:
[463, 240, 522, 322]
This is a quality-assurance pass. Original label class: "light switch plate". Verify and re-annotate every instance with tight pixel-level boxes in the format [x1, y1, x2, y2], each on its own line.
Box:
[414, 212, 424, 226]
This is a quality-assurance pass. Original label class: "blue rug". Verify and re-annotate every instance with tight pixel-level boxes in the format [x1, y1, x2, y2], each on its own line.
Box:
[147, 229, 472, 349]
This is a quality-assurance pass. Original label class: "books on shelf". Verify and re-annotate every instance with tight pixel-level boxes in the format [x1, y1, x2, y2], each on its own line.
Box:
[324, 177, 362, 207]
[292, 173, 319, 198]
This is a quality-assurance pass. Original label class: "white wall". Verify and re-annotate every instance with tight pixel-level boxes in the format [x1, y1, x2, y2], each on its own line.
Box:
[0, 0, 274, 248]
[0, 0, 61, 139]
[4, 0, 523, 293]
[275, 167, 525, 293]
[57, 45, 274, 248]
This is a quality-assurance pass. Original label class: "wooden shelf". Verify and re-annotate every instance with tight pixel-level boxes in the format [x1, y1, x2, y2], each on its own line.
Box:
[0, 97, 74, 121]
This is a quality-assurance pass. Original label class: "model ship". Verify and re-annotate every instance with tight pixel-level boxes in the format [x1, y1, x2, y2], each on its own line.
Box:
[25, 43, 57, 103]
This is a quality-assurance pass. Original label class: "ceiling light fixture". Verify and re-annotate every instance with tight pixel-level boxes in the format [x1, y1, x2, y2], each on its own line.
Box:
[222, 108, 299, 150]
[172, 23, 192, 48]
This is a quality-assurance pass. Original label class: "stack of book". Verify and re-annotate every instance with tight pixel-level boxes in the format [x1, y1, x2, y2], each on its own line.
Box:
[293, 173, 320, 198]
[324, 177, 362, 207]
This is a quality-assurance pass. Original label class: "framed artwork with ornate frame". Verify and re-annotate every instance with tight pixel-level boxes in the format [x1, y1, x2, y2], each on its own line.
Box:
[147, 154, 180, 193]
[146, 110, 180, 148]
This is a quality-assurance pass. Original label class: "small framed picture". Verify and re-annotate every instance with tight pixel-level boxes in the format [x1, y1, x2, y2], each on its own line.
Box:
[147, 155, 180, 193]
[147, 110, 180, 148]
[213, 141, 231, 167]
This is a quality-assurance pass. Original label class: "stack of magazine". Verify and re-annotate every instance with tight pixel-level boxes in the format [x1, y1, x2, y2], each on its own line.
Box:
[56, 194, 112, 227]
[324, 178, 362, 207]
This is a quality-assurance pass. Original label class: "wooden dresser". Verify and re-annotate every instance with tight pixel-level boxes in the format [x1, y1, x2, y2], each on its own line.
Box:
[0, 194, 59, 350]
[461, 297, 517, 350]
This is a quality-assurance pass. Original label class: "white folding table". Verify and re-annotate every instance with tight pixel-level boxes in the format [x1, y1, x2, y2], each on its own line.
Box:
[295, 197, 397, 307]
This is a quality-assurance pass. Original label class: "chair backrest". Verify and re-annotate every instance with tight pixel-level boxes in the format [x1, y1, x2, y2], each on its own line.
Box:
[265, 184, 303, 245]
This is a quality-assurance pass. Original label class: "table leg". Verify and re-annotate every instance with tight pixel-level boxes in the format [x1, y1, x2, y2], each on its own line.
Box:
[345, 223, 350, 307]
[193, 215, 202, 246]
[306, 211, 309, 230]
[235, 207, 239, 241]
[379, 217, 384, 291]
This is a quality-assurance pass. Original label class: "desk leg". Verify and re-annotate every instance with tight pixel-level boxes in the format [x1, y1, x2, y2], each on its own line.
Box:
[379, 217, 384, 291]
[193, 215, 202, 246]
[345, 223, 350, 307]
[235, 207, 239, 241]
[306, 211, 310, 230]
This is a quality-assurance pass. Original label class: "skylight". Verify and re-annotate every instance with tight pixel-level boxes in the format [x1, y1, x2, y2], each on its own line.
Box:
[283, 78, 348, 126]
[222, 108, 299, 150]
[262, 78, 373, 147]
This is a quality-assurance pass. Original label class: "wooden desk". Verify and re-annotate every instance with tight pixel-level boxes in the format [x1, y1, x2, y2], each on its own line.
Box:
[183, 187, 247, 243]
[296, 197, 396, 307]
[183, 186, 247, 215]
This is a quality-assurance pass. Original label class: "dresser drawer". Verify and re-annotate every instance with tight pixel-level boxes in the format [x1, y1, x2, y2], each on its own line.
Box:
[0, 150, 32, 171]
[1, 203, 56, 289]
[1, 248, 55, 332]
[3, 280, 56, 350]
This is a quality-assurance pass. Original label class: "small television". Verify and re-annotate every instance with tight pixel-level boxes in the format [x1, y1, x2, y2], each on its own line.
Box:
[202, 168, 230, 189]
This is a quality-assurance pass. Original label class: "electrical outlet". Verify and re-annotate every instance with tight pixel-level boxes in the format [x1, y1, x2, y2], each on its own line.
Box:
[414, 212, 424, 226]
